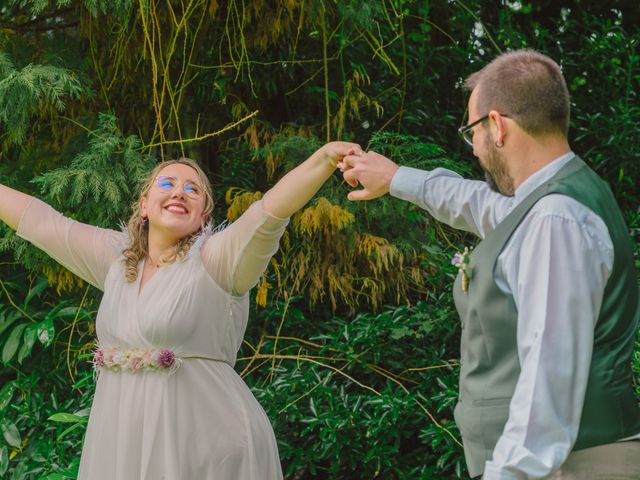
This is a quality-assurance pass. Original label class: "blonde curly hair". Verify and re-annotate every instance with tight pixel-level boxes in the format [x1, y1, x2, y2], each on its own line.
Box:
[122, 158, 214, 282]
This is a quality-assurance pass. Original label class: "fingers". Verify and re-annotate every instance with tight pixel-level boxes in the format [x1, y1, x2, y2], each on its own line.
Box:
[325, 143, 363, 168]
[342, 168, 359, 187]
[347, 189, 373, 201]
[346, 145, 364, 156]
[340, 153, 364, 169]
[334, 142, 362, 157]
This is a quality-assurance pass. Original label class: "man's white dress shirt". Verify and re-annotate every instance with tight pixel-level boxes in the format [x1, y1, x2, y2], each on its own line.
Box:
[389, 153, 638, 479]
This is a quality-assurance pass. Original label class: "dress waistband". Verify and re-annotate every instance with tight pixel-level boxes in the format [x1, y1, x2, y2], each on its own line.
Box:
[93, 346, 229, 374]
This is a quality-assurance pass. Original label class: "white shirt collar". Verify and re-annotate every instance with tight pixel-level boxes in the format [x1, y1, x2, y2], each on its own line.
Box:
[512, 152, 575, 207]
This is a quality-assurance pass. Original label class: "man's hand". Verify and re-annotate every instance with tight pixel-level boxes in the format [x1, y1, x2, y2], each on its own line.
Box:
[338, 151, 399, 201]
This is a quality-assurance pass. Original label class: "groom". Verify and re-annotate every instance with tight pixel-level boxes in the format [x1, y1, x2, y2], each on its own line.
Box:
[339, 49, 640, 479]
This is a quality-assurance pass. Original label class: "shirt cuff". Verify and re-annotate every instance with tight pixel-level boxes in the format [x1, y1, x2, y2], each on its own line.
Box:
[482, 463, 525, 480]
[388, 166, 429, 203]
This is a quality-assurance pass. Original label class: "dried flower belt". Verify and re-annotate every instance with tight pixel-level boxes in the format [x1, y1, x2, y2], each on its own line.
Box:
[93, 346, 228, 375]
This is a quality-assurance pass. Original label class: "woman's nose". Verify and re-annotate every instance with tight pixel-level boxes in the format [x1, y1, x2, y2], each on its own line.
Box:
[170, 186, 186, 199]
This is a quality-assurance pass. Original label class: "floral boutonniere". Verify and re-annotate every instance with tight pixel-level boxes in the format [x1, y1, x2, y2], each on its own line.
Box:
[451, 247, 472, 293]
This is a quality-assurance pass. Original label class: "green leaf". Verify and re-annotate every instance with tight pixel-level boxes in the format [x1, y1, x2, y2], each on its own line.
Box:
[0, 381, 16, 412]
[1, 419, 21, 448]
[48, 413, 88, 424]
[18, 325, 38, 363]
[57, 422, 85, 441]
[44, 301, 74, 323]
[2, 323, 27, 363]
[390, 326, 413, 340]
[0, 446, 7, 476]
[23, 277, 49, 308]
[37, 318, 55, 347]
[0, 311, 21, 337]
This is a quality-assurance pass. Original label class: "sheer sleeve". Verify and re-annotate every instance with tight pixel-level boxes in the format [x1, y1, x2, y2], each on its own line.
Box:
[201, 200, 289, 296]
[16, 198, 126, 291]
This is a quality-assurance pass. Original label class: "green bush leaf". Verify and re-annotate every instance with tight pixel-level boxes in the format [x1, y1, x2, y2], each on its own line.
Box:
[18, 325, 38, 363]
[1, 419, 21, 448]
[0, 311, 21, 337]
[37, 318, 55, 347]
[23, 277, 49, 308]
[2, 323, 27, 364]
[48, 413, 88, 424]
[57, 422, 85, 441]
[0, 381, 16, 412]
[0, 445, 7, 475]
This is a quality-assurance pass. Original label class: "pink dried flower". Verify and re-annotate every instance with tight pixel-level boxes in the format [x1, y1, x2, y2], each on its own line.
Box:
[129, 356, 144, 371]
[104, 350, 114, 364]
[156, 349, 176, 369]
[93, 348, 105, 368]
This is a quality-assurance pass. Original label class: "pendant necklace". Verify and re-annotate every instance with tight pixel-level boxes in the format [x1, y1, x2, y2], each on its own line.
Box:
[147, 254, 161, 269]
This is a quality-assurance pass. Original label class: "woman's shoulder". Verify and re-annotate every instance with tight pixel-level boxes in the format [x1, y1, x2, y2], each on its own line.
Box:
[189, 221, 230, 258]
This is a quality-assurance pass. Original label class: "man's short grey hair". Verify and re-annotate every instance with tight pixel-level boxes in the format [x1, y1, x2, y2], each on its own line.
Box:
[464, 49, 570, 136]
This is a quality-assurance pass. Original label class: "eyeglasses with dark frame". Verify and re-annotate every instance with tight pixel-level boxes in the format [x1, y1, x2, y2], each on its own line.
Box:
[458, 113, 510, 147]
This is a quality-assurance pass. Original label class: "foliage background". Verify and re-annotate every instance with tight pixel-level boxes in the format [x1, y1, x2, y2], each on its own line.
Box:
[0, 0, 639, 478]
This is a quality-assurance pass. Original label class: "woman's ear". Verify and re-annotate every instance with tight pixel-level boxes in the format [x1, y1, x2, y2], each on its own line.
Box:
[140, 196, 148, 218]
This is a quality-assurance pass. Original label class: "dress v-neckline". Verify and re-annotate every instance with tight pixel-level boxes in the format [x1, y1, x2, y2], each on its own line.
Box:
[138, 259, 161, 297]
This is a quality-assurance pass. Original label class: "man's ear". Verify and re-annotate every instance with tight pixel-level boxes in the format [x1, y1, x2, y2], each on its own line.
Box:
[488, 110, 508, 146]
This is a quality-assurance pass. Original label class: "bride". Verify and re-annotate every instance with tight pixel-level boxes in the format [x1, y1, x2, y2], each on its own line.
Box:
[0, 141, 360, 479]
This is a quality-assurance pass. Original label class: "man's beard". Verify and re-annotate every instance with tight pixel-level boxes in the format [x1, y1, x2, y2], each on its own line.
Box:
[481, 137, 515, 196]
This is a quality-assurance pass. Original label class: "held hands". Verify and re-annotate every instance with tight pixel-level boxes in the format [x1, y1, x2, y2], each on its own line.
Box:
[319, 141, 364, 168]
[261, 140, 364, 219]
[337, 150, 399, 201]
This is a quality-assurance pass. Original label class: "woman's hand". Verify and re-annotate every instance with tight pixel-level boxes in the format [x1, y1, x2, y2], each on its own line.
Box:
[318, 141, 364, 168]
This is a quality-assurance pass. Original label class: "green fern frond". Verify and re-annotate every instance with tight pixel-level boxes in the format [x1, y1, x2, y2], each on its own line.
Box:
[0, 58, 83, 145]
[31, 113, 154, 227]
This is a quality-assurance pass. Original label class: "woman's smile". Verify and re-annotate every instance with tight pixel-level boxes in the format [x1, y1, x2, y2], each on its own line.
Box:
[163, 202, 189, 215]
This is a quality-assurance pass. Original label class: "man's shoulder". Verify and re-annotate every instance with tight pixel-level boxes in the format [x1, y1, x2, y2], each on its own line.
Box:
[531, 193, 595, 223]
[524, 194, 612, 251]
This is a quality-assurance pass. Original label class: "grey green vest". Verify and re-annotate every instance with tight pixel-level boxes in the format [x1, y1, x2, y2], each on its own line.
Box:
[452, 156, 640, 477]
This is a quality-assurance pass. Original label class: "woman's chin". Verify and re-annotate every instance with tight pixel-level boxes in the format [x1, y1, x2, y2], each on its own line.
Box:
[150, 219, 199, 240]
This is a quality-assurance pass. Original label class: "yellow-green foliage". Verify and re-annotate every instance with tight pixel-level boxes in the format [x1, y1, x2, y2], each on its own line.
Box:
[225, 188, 264, 222]
[41, 266, 84, 295]
[250, 196, 426, 311]
[293, 197, 355, 237]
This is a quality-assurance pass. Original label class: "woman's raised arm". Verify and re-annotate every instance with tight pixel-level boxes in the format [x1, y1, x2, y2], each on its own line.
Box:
[261, 141, 361, 219]
[201, 141, 361, 296]
[0, 183, 34, 230]
[1, 182, 125, 290]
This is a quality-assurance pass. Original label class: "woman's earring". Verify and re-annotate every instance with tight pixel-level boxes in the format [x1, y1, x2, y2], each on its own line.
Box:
[139, 217, 148, 227]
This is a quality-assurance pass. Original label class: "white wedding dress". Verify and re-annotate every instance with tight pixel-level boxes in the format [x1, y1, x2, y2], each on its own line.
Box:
[17, 198, 287, 479]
